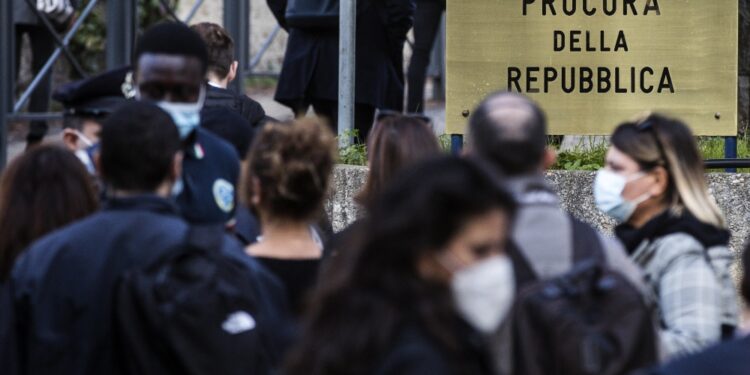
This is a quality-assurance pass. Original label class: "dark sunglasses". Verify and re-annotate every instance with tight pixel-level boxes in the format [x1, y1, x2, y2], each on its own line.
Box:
[374, 109, 432, 127]
[636, 120, 668, 168]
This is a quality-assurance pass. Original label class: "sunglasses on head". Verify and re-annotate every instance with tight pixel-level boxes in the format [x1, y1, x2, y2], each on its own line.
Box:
[374, 109, 433, 126]
[636, 120, 668, 168]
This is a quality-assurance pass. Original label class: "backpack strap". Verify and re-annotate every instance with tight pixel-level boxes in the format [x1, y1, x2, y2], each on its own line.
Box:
[569, 215, 606, 265]
[507, 240, 539, 287]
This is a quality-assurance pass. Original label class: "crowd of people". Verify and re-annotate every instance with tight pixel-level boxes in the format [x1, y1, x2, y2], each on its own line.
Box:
[0, 8, 748, 375]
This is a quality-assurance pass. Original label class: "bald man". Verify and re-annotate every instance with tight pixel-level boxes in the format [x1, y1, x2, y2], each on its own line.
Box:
[465, 91, 646, 375]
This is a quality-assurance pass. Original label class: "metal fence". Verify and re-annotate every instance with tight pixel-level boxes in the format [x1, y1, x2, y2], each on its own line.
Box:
[0, 0, 296, 167]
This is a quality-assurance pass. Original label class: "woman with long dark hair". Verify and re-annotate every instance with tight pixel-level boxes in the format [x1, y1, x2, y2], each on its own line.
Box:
[595, 114, 739, 360]
[326, 113, 442, 261]
[0, 145, 99, 281]
[286, 157, 516, 374]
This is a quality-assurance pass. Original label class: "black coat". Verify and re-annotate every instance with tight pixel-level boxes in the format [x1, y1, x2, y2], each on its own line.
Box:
[0, 196, 292, 375]
[203, 85, 269, 128]
[375, 320, 495, 375]
[267, 0, 415, 110]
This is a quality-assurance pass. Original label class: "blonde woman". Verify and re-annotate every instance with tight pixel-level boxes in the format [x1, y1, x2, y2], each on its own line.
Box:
[594, 114, 739, 360]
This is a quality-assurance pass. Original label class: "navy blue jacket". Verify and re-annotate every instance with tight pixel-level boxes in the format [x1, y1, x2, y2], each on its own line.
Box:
[652, 335, 750, 375]
[0, 195, 291, 375]
[177, 127, 241, 224]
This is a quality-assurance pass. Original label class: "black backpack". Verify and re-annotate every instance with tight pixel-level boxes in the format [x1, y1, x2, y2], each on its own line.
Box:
[507, 217, 658, 375]
[285, 0, 371, 29]
[113, 226, 272, 375]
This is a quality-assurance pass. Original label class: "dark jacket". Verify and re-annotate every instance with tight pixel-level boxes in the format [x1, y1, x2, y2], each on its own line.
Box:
[375, 321, 495, 375]
[651, 335, 750, 375]
[267, 0, 415, 110]
[0, 196, 292, 375]
[203, 85, 269, 128]
[177, 127, 241, 224]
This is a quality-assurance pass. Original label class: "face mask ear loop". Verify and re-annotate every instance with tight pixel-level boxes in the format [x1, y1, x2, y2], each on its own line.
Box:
[74, 130, 94, 147]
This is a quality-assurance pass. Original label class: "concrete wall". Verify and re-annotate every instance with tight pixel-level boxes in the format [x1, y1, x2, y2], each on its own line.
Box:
[326, 166, 750, 253]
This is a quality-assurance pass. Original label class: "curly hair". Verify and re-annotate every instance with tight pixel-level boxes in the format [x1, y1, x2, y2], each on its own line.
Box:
[246, 118, 336, 222]
[190, 22, 234, 79]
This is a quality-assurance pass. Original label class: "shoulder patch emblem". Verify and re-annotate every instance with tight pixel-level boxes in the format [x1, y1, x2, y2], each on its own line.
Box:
[212, 179, 235, 213]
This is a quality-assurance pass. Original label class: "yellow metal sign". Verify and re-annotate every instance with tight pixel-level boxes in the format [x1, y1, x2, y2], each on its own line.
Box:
[446, 0, 738, 135]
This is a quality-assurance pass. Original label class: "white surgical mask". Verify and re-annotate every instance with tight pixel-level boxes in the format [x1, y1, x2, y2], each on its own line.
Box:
[451, 255, 515, 334]
[157, 87, 205, 139]
[594, 169, 651, 224]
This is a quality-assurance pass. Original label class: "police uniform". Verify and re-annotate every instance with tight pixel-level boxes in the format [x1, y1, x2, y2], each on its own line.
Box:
[176, 127, 241, 224]
[52, 66, 132, 118]
[0, 195, 292, 374]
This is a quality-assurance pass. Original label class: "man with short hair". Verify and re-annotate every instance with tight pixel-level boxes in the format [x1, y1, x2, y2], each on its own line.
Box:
[0, 102, 290, 374]
[52, 67, 130, 174]
[465, 91, 645, 374]
[133, 22, 241, 225]
[190, 22, 269, 128]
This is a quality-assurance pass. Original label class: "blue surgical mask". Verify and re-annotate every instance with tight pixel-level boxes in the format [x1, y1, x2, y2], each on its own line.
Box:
[594, 169, 651, 224]
[155, 87, 206, 139]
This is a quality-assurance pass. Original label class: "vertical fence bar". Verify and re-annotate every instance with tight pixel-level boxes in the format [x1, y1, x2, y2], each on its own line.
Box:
[724, 136, 738, 173]
[0, 0, 13, 167]
[106, 0, 137, 70]
[450, 134, 463, 155]
[338, 0, 356, 147]
[224, 0, 249, 95]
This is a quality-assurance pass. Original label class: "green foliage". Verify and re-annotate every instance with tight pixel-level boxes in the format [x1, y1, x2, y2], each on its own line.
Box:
[552, 144, 607, 171]
[69, 0, 181, 75]
[550, 136, 750, 171]
[338, 129, 367, 166]
[438, 134, 452, 153]
[245, 76, 279, 91]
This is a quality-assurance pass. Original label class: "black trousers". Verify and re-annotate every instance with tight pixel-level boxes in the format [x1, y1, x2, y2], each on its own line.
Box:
[15, 24, 55, 143]
[293, 100, 376, 142]
[406, 0, 445, 113]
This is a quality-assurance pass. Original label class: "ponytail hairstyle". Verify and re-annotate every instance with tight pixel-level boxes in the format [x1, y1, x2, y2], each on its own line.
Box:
[245, 118, 336, 223]
[610, 113, 725, 228]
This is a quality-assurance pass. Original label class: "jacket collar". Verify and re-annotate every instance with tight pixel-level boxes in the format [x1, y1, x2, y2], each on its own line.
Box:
[506, 174, 559, 206]
[104, 194, 179, 216]
[615, 209, 730, 254]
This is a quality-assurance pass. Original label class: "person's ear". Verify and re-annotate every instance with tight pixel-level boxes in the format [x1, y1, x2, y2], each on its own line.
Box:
[172, 151, 184, 182]
[542, 147, 557, 170]
[418, 252, 453, 284]
[62, 129, 79, 151]
[227, 61, 239, 83]
[649, 166, 669, 197]
[250, 176, 262, 207]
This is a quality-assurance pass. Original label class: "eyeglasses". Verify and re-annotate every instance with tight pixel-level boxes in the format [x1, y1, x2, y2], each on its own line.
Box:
[636, 120, 668, 169]
[374, 109, 433, 127]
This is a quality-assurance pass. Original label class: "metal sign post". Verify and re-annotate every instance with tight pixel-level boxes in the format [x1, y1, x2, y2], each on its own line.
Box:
[338, 0, 356, 147]
[106, 0, 137, 70]
[224, 0, 250, 95]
